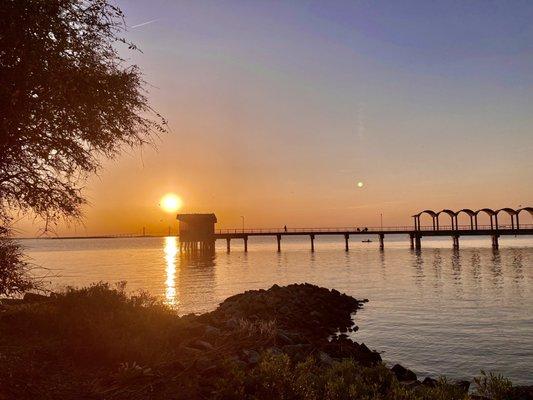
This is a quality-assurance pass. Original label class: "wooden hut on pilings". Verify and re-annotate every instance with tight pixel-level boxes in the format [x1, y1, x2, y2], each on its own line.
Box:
[176, 213, 217, 253]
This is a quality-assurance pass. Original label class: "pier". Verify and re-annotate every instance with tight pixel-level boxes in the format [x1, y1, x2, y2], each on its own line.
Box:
[178, 207, 533, 253]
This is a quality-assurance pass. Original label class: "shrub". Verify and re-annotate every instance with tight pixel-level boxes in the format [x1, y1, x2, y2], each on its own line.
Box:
[213, 353, 476, 400]
[474, 370, 513, 400]
[0, 226, 36, 296]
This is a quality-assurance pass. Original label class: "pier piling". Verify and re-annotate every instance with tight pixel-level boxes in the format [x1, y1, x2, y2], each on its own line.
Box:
[310, 234, 315, 252]
[491, 234, 499, 249]
[344, 234, 349, 251]
[415, 235, 422, 250]
[276, 235, 281, 252]
[379, 234, 385, 249]
[226, 238, 231, 253]
[452, 235, 460, 249]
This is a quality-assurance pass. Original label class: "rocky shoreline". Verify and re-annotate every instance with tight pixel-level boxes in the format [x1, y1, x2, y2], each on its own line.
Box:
[1, 283, 532, 399]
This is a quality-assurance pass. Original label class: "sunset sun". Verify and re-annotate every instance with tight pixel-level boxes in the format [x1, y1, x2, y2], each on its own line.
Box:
[160, 193, 182, 213]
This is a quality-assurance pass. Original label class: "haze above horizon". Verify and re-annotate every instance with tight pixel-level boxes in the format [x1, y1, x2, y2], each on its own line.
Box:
[16, 0, 533, 237]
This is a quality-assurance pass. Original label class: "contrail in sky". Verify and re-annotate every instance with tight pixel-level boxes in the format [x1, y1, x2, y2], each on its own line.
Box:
[130, 19, 160, 29]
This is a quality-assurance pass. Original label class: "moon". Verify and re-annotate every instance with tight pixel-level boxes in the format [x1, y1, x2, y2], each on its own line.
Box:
[357, 181, 364, 188]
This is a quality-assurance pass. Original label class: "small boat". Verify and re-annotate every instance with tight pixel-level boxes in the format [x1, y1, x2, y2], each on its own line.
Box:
[361, 239, 372, 243]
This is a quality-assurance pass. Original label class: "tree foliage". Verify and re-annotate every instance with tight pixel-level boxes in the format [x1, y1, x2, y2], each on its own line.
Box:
[0, 0, 166, 294]
[0, 0, 166, 226]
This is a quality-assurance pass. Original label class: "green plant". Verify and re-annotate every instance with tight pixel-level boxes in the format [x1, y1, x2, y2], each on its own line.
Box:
[474, 370, 512, 400]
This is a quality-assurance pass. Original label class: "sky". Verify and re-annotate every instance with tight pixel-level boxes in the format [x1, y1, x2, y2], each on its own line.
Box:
[17, 0, 533, 236]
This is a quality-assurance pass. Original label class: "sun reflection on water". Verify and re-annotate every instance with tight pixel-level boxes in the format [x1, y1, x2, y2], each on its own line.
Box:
[164, 236, 178, 306]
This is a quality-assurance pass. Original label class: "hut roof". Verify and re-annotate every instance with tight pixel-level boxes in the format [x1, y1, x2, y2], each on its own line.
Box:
[176, 213, 217, 223]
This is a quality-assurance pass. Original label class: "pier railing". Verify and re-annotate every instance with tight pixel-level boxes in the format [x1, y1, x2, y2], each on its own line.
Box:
[216, 223, 533, 234]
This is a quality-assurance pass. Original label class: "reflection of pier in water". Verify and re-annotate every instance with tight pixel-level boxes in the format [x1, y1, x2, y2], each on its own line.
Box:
[177, 208, 533, 253]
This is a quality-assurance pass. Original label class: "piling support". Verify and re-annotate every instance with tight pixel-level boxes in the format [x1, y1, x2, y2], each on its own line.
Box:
[344, 234, 349, 251]
[310, 234, 315, 252]
[276, 235, 281, 252]
[415, 235, 422, 250]
[491, 234, 499, 249]
[379, 234, 385, 249]
[452, 235, 460, 249]
[244, 236, 248, 252]
[226, 238, 231, 253]
[409, 234, 414, 249]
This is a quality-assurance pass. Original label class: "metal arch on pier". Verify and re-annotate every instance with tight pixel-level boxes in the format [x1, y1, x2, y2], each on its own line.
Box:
[412, 210, 438, 231]
[457, 209, 477, 230]
[517, 207, 533, 230]
[496, 208, 518, 230]
[518, 207, 533, 217]
[476, 208, 497, 230]
[411, 207, 531, 232]
[438, 209, 457, 230]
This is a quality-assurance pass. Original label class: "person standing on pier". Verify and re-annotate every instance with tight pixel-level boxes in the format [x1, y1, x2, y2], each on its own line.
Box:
[284, 225, 287, 232]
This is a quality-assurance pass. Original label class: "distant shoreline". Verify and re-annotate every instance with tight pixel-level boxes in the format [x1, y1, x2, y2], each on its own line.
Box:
[15, 235, 179, 240]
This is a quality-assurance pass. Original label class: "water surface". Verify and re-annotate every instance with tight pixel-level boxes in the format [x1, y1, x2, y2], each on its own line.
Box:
[22, 235, 533, 384]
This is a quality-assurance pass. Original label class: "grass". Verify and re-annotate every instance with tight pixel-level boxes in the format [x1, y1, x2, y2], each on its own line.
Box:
[0, 283, 521, 400]
[213, 354, 474, 400]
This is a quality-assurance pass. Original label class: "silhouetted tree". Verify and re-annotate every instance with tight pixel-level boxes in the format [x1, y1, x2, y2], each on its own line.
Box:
[0, 227, 34, 296]
[0, 0, 166, 294]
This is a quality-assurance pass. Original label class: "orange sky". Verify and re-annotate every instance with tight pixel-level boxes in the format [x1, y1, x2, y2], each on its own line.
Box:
[14, 1, 533, 237]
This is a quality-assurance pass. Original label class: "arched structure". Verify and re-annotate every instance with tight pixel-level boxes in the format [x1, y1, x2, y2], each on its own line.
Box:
[457, 209, 477, 229]
[496, 208, 518, 230]
[412, 210, 438, 230]
[438, 209, 457, 230]
[412, 207, 532, 231]
[517, 207, 533, 229]
[477, 208, 497, 230]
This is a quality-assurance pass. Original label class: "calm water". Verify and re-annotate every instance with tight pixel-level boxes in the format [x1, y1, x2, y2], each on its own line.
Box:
[21, 235, 533, 384]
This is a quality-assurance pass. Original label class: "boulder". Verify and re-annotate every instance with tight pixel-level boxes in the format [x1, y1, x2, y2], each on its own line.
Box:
[391, 364, 417, 382]
[510, 386, 533, 400]
[422, 376, 437, 387]
[453, 380, 470, 393]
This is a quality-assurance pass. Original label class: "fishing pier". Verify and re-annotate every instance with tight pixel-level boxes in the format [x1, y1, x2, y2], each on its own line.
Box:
[177, 207, 533, 253]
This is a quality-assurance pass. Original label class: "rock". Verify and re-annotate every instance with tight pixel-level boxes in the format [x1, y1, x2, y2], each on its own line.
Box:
[391, 364, 417, 382]
[422, 376, 437, 387]
[453, 380, 470, 393]
[318, 351, 334, 366]
[510, 386, 533, 400]
[357, 342, 382, 365]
